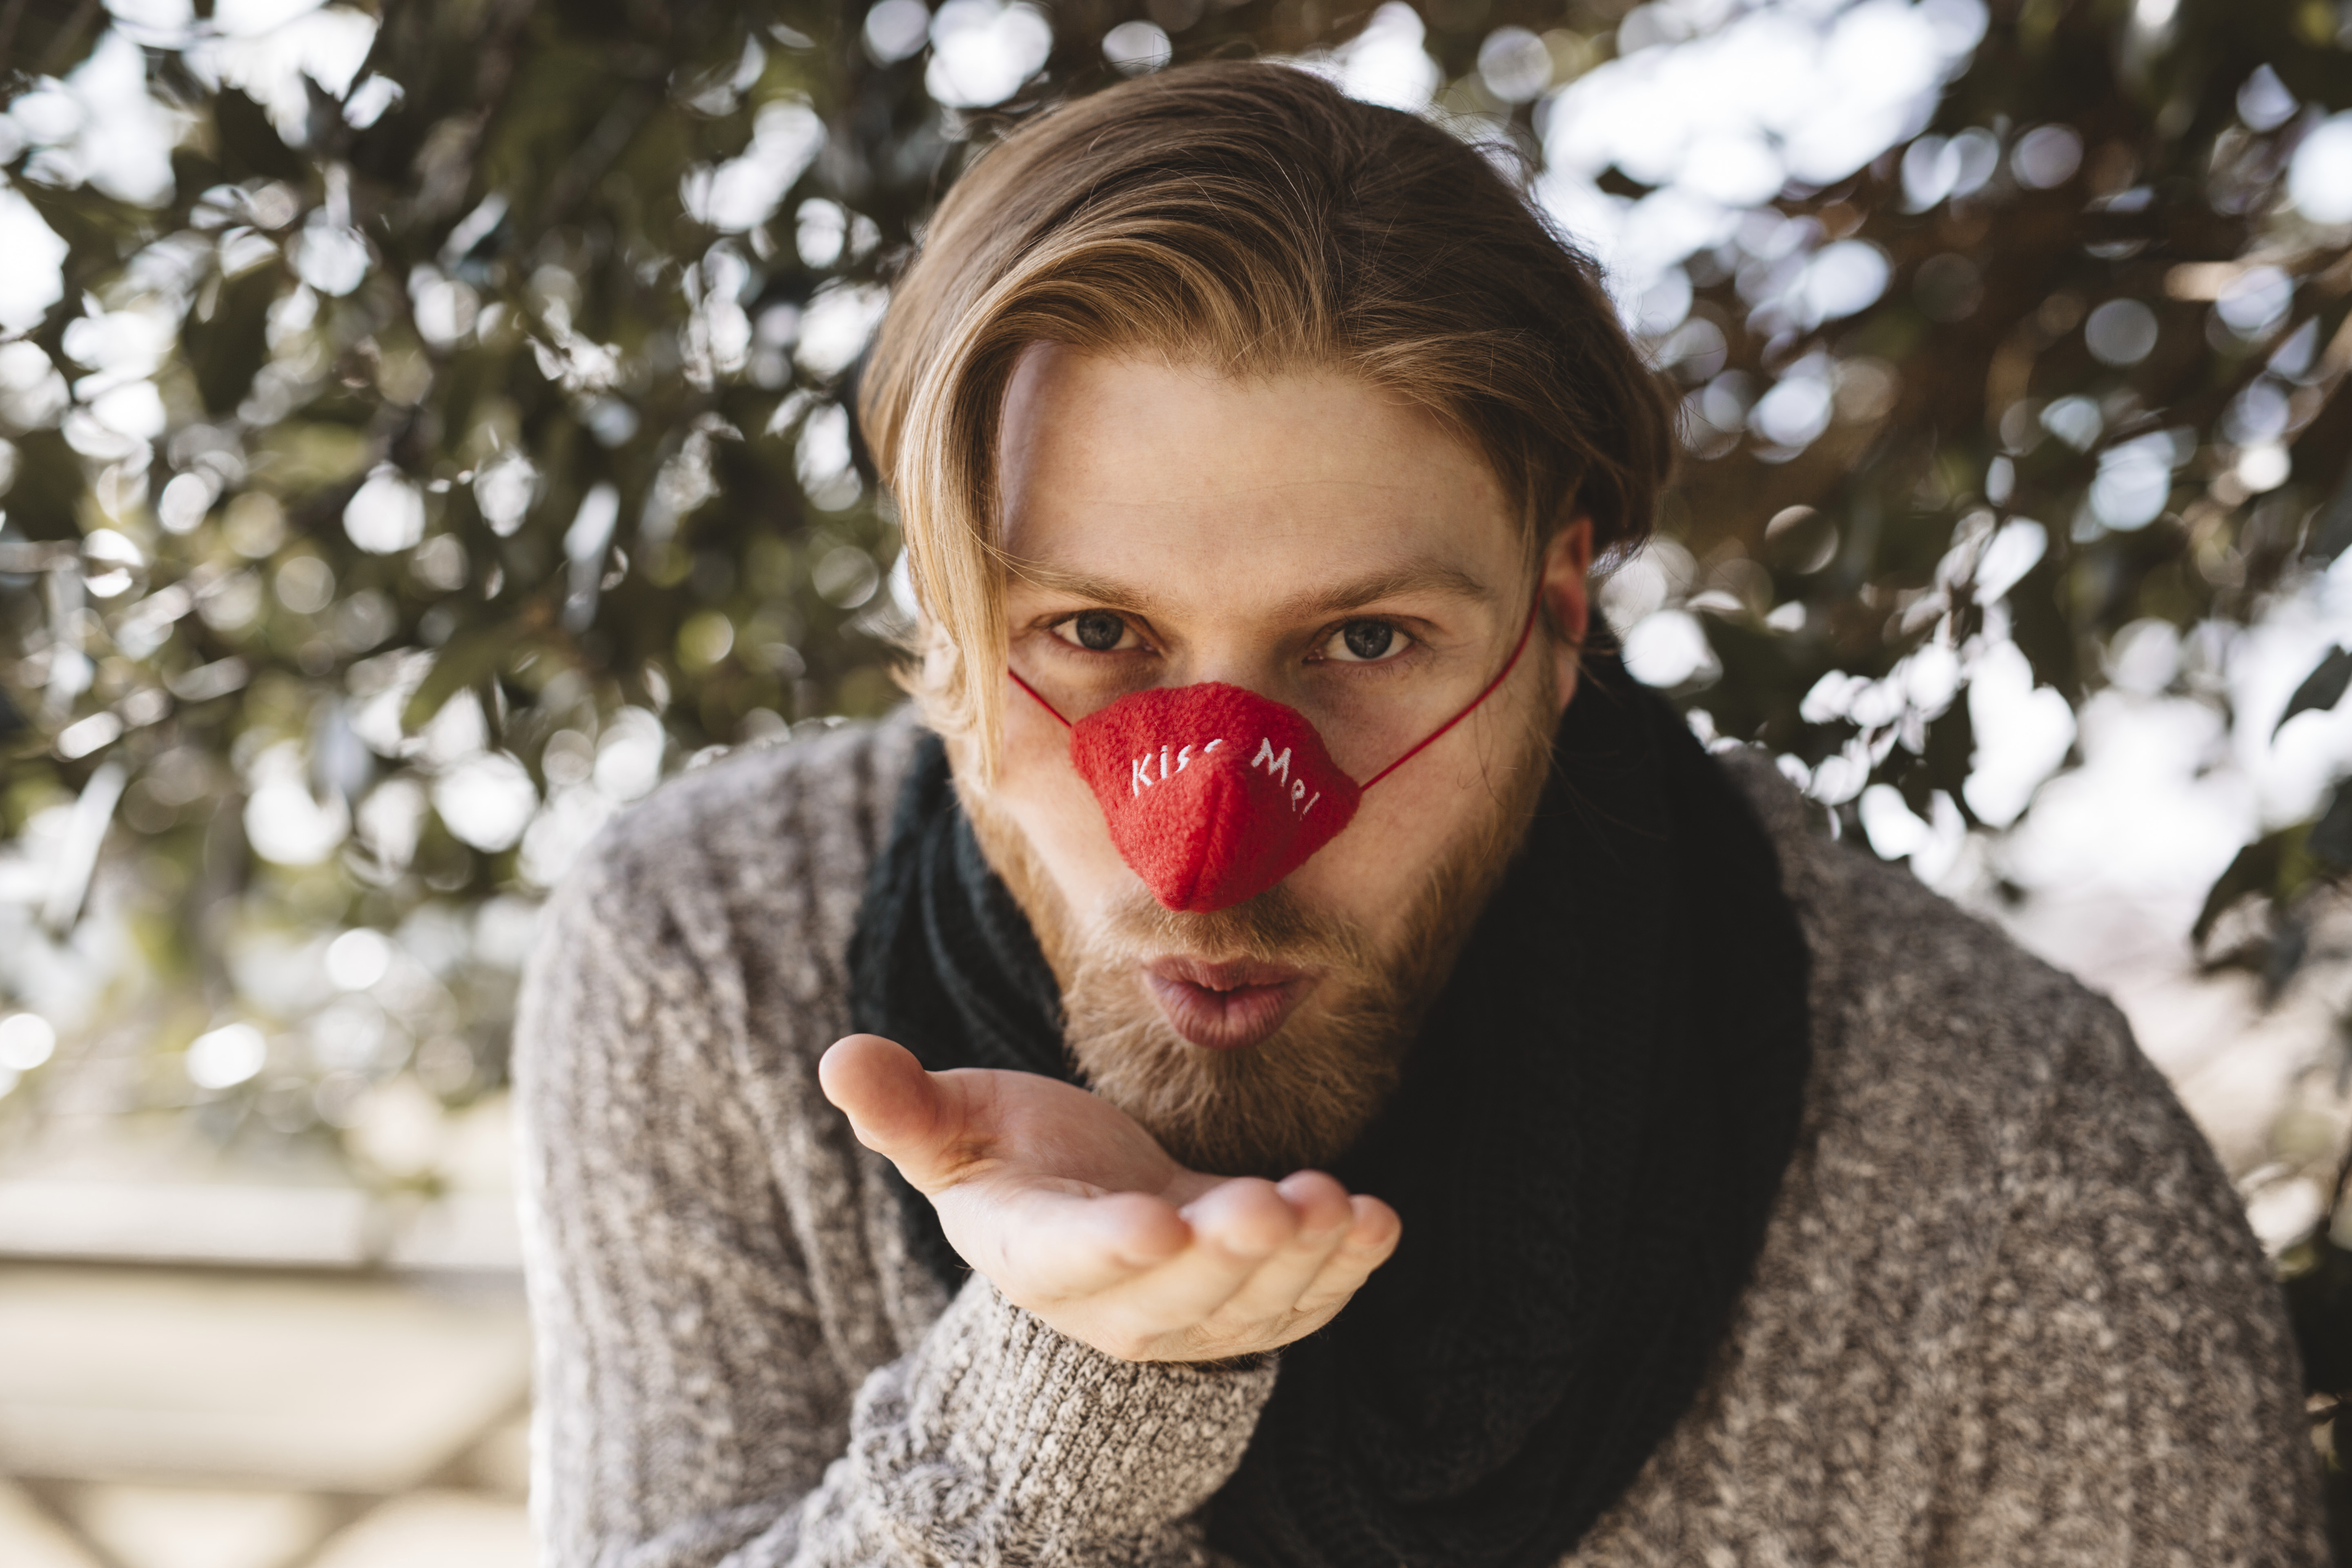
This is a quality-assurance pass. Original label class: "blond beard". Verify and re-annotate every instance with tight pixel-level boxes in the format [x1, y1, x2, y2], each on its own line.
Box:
[953, 667, 1560, 1178]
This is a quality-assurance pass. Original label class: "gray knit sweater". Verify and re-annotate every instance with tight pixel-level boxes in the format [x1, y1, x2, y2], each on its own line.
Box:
[514, 709, 2327, 1568]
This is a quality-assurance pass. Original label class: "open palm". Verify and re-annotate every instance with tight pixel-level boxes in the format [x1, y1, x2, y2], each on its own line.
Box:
[820, 1033, 1400, 1363]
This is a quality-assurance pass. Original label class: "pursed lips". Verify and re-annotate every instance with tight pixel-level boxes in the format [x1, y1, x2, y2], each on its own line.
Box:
[1141, 956, 1313, 1051]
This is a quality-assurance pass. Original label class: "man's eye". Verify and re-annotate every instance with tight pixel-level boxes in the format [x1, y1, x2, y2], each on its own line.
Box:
[1325, 620, 1404, 662]
[1054, 611, 1134, 652]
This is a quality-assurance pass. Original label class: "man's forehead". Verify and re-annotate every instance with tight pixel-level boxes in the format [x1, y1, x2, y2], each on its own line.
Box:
[996, 352, 1520, 619]
[1000, 347, 1488, 495]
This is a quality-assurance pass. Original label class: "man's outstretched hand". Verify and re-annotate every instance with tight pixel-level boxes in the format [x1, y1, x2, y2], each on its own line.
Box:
[818, 1033, 1401, 1364]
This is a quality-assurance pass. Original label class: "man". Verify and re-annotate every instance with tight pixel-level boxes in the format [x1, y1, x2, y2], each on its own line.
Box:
[515, 62, 2325, 1568]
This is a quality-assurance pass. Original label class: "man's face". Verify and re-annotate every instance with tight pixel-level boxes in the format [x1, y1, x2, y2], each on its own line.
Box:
[954, 344, 1591, 1176]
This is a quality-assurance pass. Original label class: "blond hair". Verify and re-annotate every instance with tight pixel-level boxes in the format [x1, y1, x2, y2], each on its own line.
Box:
[858, 61, 1675, 778]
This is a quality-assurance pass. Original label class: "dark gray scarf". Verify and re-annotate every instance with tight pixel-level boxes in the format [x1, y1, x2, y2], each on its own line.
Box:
[847, 653, 1812, 1567]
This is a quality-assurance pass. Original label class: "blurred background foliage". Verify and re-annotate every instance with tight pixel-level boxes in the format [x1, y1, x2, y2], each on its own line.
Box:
[2, 0, 2350, 1546]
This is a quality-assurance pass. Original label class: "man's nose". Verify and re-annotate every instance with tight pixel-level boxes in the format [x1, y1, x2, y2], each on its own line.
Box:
[1158, 636, 1300, 706]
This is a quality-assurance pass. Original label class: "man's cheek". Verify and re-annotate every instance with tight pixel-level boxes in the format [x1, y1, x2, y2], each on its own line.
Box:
[995, 744, 1131, 905]
[1281, 793, 1453, 940]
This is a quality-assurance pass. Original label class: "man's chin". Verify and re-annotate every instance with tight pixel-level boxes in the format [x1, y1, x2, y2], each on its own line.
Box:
[1141, 958, 1314, 1051]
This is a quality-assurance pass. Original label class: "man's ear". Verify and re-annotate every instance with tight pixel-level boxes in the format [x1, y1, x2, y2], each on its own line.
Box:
[1541, 517, 1595, 715]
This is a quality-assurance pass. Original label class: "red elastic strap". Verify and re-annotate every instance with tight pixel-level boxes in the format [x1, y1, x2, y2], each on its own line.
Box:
[1008, 666, 1074, 728]
[1360, 595, 1543, 789]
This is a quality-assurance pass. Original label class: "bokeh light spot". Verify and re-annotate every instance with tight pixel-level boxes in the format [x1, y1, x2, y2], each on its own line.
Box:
[1104, 20, 1173, 75]
[0, 1014, 58, 1071]
[2084, 298, 2158, 365]
[187, 1023, 267, 1090]
[2011, 124, 2082, 189]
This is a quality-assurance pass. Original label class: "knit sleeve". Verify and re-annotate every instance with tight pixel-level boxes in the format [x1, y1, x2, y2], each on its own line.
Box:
[1925, 1000, 2329, 1567]
[779, 1273, 1277, 1568]
[514, 737, 1277, 1568]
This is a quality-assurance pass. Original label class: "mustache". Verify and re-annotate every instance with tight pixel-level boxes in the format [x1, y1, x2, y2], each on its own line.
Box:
[1081, 881, 1373, 973]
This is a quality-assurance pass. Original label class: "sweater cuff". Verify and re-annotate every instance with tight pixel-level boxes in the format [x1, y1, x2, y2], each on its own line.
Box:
[855, 1271, 1278, 1555]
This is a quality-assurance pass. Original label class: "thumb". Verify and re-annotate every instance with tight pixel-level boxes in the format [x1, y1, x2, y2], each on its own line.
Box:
[817, 1034, 971, 1192]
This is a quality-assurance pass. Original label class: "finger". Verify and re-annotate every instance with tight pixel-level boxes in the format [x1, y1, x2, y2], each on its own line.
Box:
[1274, 1169, 1358, 1235]
[947, 1180, 1190, 1299]
[1094, 1177, 1299, 1332]
[817, 1035, 968, 1191]
[1198, 1170, 1357, 1329]
[1292, 1194, 1402, 1318]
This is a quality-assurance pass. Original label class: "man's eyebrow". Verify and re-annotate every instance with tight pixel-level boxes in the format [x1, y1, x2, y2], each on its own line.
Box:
[1001, 559, 1497, 621]
[1000, 561, 1163, 616]
[1276, 563, 1497, 619]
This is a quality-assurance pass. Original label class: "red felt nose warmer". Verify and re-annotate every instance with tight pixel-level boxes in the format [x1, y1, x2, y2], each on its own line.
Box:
[1011, 601, 1540, 912]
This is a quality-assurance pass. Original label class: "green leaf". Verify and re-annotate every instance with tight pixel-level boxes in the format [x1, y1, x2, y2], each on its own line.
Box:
[7, 4, 107, 78]
[183, 263, 283, 417]
[402, 626, 520, 735]
[2192, 829, 2290, 949]
[2, 431, 87, 541]
[2312, 783, 2352, 873]
[2276, 646, 2352, 739]
[2311, 463, 2352, 564]
[254, 422, 376, 497]
[212, 88, 310, 185]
